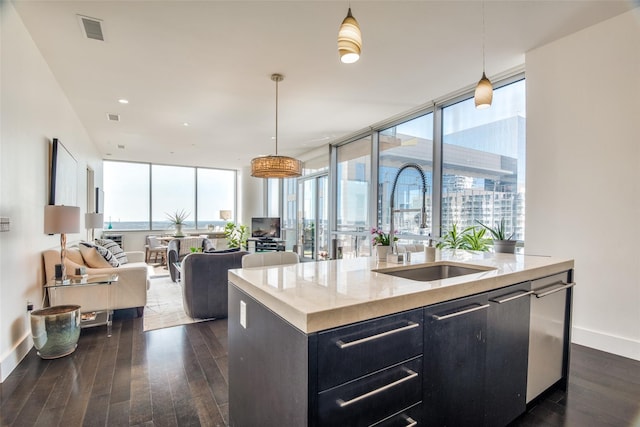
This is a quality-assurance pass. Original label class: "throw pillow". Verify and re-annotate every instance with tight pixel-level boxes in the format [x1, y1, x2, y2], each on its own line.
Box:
[79, 242, 119, 268]
[95, 238, 128, 264]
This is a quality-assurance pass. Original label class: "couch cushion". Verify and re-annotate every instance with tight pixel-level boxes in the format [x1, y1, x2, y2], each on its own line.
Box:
[96, 238, 128, 265]
[66, 247, 85, 265]
[79, 242, 119, 268]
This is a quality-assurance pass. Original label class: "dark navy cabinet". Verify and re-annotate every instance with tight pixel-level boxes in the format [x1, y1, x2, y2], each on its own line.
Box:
[423, 282, 532, 427]
[316, 309, 424, 426]
[424, 293, 489, 426]
[485, 282, 531, 426]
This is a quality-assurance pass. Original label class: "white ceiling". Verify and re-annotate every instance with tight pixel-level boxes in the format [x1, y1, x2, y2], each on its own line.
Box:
[13, 1, 636, 170]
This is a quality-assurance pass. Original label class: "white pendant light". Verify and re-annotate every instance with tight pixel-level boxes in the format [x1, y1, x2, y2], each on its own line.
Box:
[251, 74, 302, 179]
[474, 1, 493, 109]
[338, 7, 362, 64]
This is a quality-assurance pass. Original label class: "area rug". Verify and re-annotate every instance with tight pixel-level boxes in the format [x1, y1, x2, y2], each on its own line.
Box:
[143, 276, 208, 331]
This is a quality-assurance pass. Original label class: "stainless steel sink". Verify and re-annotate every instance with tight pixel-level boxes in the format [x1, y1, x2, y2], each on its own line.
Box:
[373, 263, 494, 282]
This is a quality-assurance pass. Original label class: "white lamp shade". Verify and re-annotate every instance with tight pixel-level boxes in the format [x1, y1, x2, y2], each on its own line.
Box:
[85, 212, 104, 229]
[44, 205, 80, 234]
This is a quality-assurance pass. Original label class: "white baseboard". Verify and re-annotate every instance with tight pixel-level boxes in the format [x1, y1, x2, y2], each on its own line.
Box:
[0, 331, 33, 383]
[572, 326, 640, 361]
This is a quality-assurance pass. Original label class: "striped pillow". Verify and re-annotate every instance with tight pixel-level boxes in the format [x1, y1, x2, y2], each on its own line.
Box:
[95, 238, 128, 265]
[79, 242, 119, 268]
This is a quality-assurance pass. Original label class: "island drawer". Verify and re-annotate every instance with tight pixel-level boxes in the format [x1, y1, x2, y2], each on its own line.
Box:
[317, 357, 422, 427]
[370, 402, 422, 427]
[316, 308, 423, 391]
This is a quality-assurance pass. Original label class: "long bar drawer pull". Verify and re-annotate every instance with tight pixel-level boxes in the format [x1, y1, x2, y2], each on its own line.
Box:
[336, 368, 418, 408]
[535, 282, 576, 298]
[490, 290, 534, 304]
[431, 303, 490, 321]
[402, 416, 418, 427]
[335, 322, 419, 349]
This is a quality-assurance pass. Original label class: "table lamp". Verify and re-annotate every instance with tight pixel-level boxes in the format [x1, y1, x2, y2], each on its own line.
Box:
[85, 212, 104, 242]
[45, 205, 80, 280]
[220, 210, 232, 221]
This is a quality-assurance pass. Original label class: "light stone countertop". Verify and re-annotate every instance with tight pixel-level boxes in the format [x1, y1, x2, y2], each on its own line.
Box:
[228, 250, 574, 334]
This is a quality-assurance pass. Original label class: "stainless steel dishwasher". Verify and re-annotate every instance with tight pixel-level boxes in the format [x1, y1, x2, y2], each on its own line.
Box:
[527, 271, 576, 403]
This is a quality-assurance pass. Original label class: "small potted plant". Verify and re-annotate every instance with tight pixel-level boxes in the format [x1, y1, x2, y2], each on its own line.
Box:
[436, 223, 467, 250]
[166, 209, 190, 237]
[461, 226, 491, 252]
[371, 227, 397, 261]
[475, 218, 516, 254]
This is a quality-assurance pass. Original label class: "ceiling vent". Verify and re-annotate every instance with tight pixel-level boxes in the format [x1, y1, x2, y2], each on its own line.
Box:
[107, 113, 120, 122]
[77, 15, 105, 41]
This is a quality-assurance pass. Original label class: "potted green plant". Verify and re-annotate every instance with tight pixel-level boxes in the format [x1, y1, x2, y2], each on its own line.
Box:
[461, 226, 491, 252]
[436, 224, 490, 252]
[166, 209, 190, 237]
[475, 218, 516, 254]
[436, 223, 468, 250]
[224, 222, 248, 249]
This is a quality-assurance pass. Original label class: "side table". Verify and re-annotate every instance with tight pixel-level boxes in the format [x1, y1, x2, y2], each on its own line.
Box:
[45, 274, 119, 337]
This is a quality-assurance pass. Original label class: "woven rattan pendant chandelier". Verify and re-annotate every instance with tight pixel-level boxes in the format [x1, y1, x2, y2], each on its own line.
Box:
[250, 74, 302, 178]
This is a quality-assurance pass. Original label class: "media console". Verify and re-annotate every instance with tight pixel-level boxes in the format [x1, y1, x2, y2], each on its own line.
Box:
[248, 238, 285, 252]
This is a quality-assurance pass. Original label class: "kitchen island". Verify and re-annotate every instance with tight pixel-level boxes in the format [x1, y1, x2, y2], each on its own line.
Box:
[227, 250, 575, 427]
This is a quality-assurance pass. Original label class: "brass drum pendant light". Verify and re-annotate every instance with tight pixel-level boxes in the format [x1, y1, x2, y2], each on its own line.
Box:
[474, 1, 493, 109]
[338, 7, 362, 64]
[251, 74, 302, 178]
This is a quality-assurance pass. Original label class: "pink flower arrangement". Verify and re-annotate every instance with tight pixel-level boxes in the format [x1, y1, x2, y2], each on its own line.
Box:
[370, 227, 398, 246]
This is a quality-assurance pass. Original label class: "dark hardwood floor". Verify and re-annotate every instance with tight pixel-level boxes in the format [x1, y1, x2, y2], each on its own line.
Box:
[1, 315, 639, 426]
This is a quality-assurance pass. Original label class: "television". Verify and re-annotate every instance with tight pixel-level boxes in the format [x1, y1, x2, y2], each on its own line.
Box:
[251, 217, 281, 239]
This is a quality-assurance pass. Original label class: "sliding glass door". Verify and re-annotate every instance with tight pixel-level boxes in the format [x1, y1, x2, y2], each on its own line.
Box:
[297, 174, 328, 261]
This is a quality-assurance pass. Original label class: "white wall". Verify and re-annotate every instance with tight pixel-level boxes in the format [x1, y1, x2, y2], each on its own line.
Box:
[239, 165, 265, 228]
[0, 2, 103, 381]
[525, 9, 640, 360]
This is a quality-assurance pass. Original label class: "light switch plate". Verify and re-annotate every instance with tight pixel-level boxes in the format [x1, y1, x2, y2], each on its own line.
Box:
[240, 300, 247, 328]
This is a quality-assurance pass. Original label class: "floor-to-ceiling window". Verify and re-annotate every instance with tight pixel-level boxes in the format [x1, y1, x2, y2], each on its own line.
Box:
[103, 162, 150, 230]
[103, 160, 236, 231]
[441, 79, 525, 240]
[335, 136, 372, 258]
[267, 74, 525, 256]
[282, 178, 297, 250]
[379, 114, 434, 241]
[151, 165, 195, 230]
[197, 168, 236, 227]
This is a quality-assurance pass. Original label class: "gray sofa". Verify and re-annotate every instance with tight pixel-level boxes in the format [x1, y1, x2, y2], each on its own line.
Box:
[167, 237, 215, 282]
[181, 250, 248, 319]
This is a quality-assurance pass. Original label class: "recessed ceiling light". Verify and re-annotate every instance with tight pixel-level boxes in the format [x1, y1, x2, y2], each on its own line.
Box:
[118, 99, 129, 104]
[183, 122, 190, 127]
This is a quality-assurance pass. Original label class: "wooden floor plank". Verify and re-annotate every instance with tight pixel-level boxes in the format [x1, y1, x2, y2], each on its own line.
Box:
[129, 319, 153, 426]
[2, 316, 639, 427]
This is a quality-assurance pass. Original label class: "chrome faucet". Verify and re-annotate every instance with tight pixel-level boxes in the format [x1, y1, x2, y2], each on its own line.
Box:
[389, 163, 428, 254]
